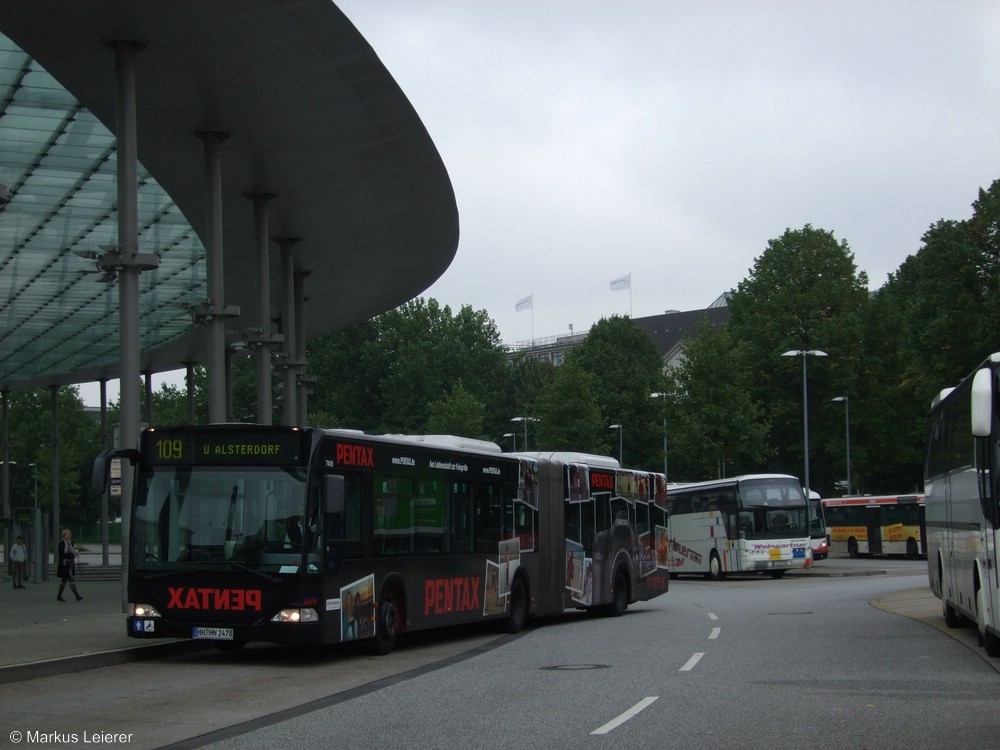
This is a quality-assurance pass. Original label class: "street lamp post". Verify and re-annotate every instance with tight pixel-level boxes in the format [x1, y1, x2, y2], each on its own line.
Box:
[831, 396, 851, 495]
[781, 349, 827, 494]
[28, 462, 38, 509]
[502, 432, 516, 451]
[650, 392, 669, 480]
[608, 424, 623, 465]
[510, 417, 538, 451]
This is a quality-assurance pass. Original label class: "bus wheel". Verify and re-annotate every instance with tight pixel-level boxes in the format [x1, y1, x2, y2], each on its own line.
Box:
[847, 538, 859, 558]
[372, 588, 402, 655]
[215, 641, 245, 652]
[943, 600, 963, 628]
[506, 577, 528, 633]
[770, 570, 786, 579]
[906, 538, 919, 559]
[705, 552, 725, 581]
[607, 568, 629, 617]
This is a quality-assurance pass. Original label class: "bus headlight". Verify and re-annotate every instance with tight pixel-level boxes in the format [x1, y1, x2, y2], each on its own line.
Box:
[130, 603, 162, 618]
[271, 608, 319, 624]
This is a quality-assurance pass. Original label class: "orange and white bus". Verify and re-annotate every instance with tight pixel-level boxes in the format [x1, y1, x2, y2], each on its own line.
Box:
[821, 494, 925, 559]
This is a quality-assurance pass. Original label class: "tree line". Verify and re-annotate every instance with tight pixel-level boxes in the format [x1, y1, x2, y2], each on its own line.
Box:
[8, 176, 1000, 524]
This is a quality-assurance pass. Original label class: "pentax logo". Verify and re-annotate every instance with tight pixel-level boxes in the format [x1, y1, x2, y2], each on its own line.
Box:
[166, 587, 262, 611]
[336, 443, 375, 467]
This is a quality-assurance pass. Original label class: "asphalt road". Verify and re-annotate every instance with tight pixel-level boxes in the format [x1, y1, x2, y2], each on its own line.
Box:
[3, 558, 998, 750]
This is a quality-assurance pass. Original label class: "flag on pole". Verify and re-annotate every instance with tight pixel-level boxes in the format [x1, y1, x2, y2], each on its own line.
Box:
[515, 293, 533, 312]
[610, 273, 631, 292]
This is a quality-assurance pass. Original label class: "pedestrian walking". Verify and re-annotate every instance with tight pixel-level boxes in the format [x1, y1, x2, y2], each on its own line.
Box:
[10, 535, 27, 588]
[56, 528, 83, 602]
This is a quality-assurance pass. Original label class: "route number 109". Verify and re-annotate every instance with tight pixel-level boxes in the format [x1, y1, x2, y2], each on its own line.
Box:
[155, 439, 184, 460]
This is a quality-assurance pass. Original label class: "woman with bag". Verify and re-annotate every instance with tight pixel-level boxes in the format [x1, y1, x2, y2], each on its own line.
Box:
[56, 528, 83, 602]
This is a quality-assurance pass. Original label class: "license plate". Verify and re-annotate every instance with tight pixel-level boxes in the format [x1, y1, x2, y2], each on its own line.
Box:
[192, 627, 234, 640]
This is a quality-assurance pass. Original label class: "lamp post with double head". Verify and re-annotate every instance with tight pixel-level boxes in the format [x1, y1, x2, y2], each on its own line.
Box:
[608, 424, 623, 465]
[650, 392, 669, 480]
[781, 349, 827, 495]
[510, 417, 538, 451]
[831, 396, 851, 495]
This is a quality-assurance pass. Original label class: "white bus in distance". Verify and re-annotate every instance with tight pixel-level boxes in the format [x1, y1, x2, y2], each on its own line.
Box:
[665, 474, 812, 579]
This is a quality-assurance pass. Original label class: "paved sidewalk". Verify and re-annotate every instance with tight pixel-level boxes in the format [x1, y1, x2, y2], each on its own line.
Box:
[0, 574, 199, 684]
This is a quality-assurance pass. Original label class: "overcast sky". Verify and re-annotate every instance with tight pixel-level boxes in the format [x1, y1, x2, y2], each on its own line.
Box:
[79, 1, 1000, 405]
[337, 0, 1000, 345]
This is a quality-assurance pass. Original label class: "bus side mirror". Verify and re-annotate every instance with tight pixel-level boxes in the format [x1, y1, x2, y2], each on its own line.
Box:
[324, 474, 345, 514]
[91, 448, 140, 495]
[971, 367, 994, 438]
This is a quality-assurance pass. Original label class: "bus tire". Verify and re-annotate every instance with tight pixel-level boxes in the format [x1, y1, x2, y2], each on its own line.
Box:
[770, 569, 786, 579]
[506, 576, 528, 633]
[847, 538, 859, 558]
[906, 538, 919, 559]
[943, 600, 963, 628]
[705, 552, 725, 581]
[607, 568, 629, 617]
[372, 587, 403, 655]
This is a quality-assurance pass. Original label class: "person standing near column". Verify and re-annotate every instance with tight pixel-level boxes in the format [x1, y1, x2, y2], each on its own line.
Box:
[56, 529, 83, 602]
[10, 535, 27, 589]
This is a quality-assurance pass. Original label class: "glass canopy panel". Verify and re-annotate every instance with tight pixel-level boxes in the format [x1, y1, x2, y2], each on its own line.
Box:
[0, 32, 207, 385]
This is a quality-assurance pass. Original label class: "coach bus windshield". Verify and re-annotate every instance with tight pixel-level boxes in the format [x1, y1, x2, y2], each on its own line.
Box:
[132, 465, 313, 572]
[737, 478, 808, 539]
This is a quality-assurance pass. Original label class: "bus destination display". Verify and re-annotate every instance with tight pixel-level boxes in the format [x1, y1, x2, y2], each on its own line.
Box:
[141, 429, 304, 466]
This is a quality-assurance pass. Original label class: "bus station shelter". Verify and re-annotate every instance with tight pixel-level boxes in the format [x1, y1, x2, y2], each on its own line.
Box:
[0, 1, 460, 586]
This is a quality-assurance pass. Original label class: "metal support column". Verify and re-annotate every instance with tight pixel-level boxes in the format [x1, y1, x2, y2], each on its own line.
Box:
[49, 386, 59, 554]
[245, 192, 277, 424]
[107, 39, 158, 610]
[196, 129, 234, 425]
[275, 237, 300, 426]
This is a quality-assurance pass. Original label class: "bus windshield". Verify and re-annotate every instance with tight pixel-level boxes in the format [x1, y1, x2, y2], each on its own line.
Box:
[737, 478, 807, 539]
[132, 464, 314, 572]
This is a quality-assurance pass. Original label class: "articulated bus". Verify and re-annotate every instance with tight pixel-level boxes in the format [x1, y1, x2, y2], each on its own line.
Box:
[926, 352, 1000, 656]
[821, 494, 925, 558]
[663, 474, 812, 579]
[93, 425, 669, 653]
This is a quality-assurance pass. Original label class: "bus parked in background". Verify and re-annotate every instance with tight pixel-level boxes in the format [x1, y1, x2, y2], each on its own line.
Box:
[93, 426, 669, 653]
[664, 474, 812, 579]
[808, 491, 829, 561]
[821, 494, 925, 559]
[926, 352, 1000, 656]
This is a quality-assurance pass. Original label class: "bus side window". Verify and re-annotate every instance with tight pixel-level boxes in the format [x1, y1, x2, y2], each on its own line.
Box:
[474, 485, 502, 552]
[325, 476, 363, 573]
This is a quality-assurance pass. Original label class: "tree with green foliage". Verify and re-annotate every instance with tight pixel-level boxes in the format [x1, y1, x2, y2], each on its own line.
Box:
[533, 359, 604, 453]
[726, 225, 869, 495]
[569, 315, 664, 469]
[663, 320, 772, 481]
[426, 380, 486, 438]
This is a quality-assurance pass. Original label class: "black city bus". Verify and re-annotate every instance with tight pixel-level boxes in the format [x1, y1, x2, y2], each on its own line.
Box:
[93, 425, 669, 653]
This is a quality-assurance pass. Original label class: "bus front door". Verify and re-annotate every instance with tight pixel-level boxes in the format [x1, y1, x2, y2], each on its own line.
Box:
[866, 507, 883, 555]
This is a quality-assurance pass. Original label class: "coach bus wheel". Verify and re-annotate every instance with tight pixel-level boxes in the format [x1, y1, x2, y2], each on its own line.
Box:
[770, 570, 786, 579]
[906, 538, 919, 559]
[605, 568, 629, 617]
[847, 538, 859, 558]
[372, 588, 402, 655]
[705, 552, 725, 581]
[506, 577, 528, 634]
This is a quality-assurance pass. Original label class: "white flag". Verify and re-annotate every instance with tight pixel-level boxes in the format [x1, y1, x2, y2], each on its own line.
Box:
[515, 294, 533, 312]
[610, 273, 631, 291]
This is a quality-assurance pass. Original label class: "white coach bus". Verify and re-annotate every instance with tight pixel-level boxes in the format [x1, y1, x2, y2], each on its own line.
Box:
[665, 474, 812, 579]
[926, 352, 1000, 656]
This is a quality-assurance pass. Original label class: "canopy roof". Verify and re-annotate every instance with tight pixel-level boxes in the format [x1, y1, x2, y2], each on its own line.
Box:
[0, 1, 459, 392]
